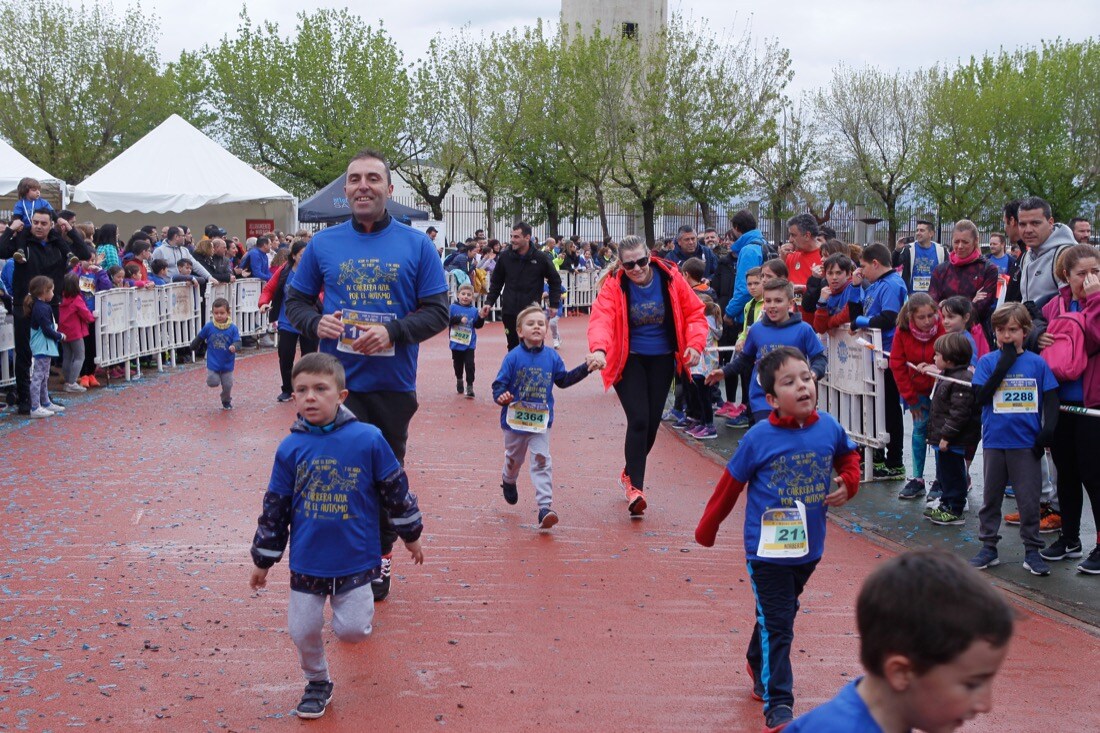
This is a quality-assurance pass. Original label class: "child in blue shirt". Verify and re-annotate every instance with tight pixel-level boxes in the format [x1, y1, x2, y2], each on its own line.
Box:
[787, 550, 1013, 733]
[148, 259, 170, 286]
[190, 297, 241, 409]
[449, 283, 489, 398]
[707, 279, 826, 424]
[696, 347, 861, 732]
[850, 243, 909, 480]
[492, 304, 594, 529]
[249, 353, 424, 720]
[970, 303, 1059, 576]
[12, 177, 55, 228]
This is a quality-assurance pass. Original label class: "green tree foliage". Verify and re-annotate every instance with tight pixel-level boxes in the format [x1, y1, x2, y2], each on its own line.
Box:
[202, 8, 409, 196]
[0, 0, 176, 181]
[751, 101, 819, 244]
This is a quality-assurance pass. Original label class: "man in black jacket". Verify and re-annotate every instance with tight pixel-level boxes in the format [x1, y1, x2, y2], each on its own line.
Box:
[486, 221, 562, 351]
[0, 210, 92, 413]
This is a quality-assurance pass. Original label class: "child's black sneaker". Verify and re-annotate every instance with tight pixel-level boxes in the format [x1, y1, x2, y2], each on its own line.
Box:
[537, 506, 558, 529]
[1040, 536, 1083, 561]
[295, 680, 334, 719]
[501, 480, 518, 505]
[222, 401, 233, 410]
[371, 553, 392, 601]
[1078, 547, 1100, 575]
[465, 383, 474, 399]
[898, 478, 925, 500]
[763, 704, 794, 732]
[456, 378, 463, 394]
[277, 392, 293, 403]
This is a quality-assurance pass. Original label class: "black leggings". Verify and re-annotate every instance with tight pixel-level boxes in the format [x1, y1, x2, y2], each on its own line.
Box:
[451, 349, 476, 383]
[501, 312, 520, 351]
[277, 331, 317, 394]
[613, 353, 676, 490]
[1050, 407, 1100, 545]
[80, 333, 97, 377]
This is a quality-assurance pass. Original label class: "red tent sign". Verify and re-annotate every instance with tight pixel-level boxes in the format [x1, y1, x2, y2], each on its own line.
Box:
[246, 219, 274, 239]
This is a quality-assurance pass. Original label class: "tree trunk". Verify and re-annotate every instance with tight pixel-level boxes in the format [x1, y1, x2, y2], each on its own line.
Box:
[699, 201, 716, 230]
[642, 198, 657, 248]
[594, 185, 610, 242]
[546, 198, 561, 240]
[425, 194, 445, 221]
[484, 190, 496, 239]
[571, 186, 580, 237]
[770, 202, 784, 246]
[886, 198, 898, 250]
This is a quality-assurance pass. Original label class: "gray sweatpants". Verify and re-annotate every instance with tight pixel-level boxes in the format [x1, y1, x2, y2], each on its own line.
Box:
[206, 370, 233, 402]
[62, 339, 85, 385]
[979, 448, 1043, 551]
[288, 584, 375, 682]
[502, 428, 554, 508]
[30, 356, 51, 410]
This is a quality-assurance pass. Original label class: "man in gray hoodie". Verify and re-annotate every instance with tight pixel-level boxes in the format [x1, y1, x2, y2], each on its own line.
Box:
[1006, 196, 1077, 310]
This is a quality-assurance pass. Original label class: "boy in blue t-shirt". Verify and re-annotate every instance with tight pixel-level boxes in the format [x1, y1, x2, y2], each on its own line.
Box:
[12, 177, 55, 228]
[787, 550, 1013, 733]
[249, 353, 424, 720]
[493, 304, 594, 529]
[696, 347, 861, 732]
[970, 303, 1059, 576]
[849, 243, 909, 480]
[190, 297, 241, 409]
[449, 283, 489, 398]
[707, 279, 826, 424]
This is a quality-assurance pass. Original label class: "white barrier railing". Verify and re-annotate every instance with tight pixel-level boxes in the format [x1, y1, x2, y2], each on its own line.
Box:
[0, 315, 14, 389]
[232, 278, 266, 337]
[160, 283, 202, 368]
[92, 282, 203, 379]
[205, 281, 233, 321]
[94, 289, 135, 379]
[447, 267, 606, 320]
[819, 326, 889, 480]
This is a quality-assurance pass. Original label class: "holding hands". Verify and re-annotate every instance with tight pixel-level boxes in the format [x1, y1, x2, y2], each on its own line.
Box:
[585, 350, 606, 372]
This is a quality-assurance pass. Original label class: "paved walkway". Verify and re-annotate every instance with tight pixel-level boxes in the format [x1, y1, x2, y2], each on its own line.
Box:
[1, 316, 1097, 731]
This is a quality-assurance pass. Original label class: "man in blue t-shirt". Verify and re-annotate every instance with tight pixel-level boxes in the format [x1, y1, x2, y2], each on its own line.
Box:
[892, 219, 946, 294]
[286, 148, 448, 601]
[985, 231, 1016, 277]
[241, 235, 274, 282]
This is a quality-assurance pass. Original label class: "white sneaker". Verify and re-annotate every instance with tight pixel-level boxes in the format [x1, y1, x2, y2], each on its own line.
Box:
[257, 335, 276, 348]
[63, 383, 86, 393]
[29, 407, 53, 418]
[44, 403, 65, 413]
[553, 339, 562, 349]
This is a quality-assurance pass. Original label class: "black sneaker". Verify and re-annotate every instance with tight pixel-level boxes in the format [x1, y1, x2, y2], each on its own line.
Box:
[872, 464, 905, 481]
[456, 379, 463, 394]
[501, 480, 518, 505]
[1040, 536, 1083, 562]
[898, 478, 925, 500]
[465, 383, 474, 399]
[277, 392, 293, 402]
[371, 554, 392, 602]
[1078, 547, 1100, 575]
[222, 401, 233, 410]
[538, 506, 558, 529]
[295, 680, 334, 719]
[764, 704, 794, 731]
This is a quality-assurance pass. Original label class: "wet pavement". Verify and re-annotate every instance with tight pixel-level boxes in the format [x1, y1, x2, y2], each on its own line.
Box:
[0, 317, 1097, 731]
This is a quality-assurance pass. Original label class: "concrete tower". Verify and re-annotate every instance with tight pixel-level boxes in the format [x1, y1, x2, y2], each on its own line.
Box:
[560, 0, 668, 41]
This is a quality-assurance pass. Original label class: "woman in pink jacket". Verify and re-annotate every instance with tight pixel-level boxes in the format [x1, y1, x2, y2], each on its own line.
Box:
[587, 235, 708, 517]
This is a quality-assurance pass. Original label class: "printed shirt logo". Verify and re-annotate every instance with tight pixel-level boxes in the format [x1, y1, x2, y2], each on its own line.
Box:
[294, 457, 361, 521]
[336, 258, 401, 307]
[767, 451, 831, 507]
[629, 298, 664, 328]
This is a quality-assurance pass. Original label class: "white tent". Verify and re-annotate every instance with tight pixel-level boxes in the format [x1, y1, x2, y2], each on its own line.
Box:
[0, 138, 64, 200]
[69, 114, 297, 238]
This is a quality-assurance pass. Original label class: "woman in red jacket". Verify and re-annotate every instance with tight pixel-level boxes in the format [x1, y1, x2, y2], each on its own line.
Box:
[587, 236, 708, 517]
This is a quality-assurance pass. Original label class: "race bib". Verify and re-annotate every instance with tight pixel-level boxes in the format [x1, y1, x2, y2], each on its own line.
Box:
[912, 276, 931, 292]
[756, 500, 809, 559]
[450, 325, 473, 347]
[337, 310, 395, 357]
[79, 275, 96, 294]
[993, 378, 1038, 414]
[506, 401, 549, 433]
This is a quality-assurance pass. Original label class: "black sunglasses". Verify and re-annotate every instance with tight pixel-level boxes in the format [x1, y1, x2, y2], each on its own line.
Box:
[621, 256, 650, 270]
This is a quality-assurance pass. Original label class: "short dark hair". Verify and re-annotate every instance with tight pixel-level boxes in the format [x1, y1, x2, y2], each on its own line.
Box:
[292, 352, 347, 391]
[512, 221, 533, 238]
[858, 550, 1013, 676]
[730, 209, 757, 235]
[1017, 196, 1052, 220]
[704, 227, 717, 235]
[349, 148, 392, 185]
[1003, 199, 1022, 223]
[989, 232, 1007, 246]
[934, 332, 972, 367]
[939, 295, 974, 328]
[426, 226, 437, 234]
[58, 209, 75, 222]
[915, 219, 934, 229]
[140, 225, 157, 236]
[211, 297, 231, 311]
[757, 346, 809, 396]
[151, 260, 168, 274]
[123, 262, 141, 277]
[822, 252, 854, 274]
[177, 258, 193, 269]
[680, 257, 706, 281]
[1069, 217, 1089, 229]
[860, 243, 892, 267]
[762, 277, 795, 300]
[256, 235, 271, 248]
[787, 213, 819, 238]
[166, 226, 181, 241]
[820, 225, 837, 240]
[744, 266, 762, 279]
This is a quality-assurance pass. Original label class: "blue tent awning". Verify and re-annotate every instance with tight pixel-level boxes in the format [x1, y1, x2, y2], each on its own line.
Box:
[298, 175, 430, 223]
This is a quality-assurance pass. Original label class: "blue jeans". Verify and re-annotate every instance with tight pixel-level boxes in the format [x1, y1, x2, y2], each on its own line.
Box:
[910, 397, 931, 480]
[935, 446, 968, 514]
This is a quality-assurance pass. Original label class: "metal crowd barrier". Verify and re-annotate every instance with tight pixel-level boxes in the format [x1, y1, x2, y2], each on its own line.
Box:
[819, 326, 890, 480]
[0, 315, 14, 389]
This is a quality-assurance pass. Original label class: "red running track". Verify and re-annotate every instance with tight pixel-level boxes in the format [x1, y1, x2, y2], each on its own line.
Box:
[0, 316, 1096, 731]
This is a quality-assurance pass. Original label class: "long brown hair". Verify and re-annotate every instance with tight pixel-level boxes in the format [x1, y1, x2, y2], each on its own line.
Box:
[23, 275, 54, 316]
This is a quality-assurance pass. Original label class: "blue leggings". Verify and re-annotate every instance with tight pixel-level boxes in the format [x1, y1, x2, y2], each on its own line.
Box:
[910, 397, 931, 480]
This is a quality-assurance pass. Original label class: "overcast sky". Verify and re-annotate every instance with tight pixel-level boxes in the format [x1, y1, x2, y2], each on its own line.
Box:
[157, 0, 1097, 96]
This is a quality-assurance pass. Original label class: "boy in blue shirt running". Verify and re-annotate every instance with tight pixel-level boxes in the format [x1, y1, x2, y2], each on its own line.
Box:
[249, 353, 424, 720]
[493, 304, 595, 529]
[190, 297, 241, 409]
[787, 550, 1013, 733]
[696, 347, 861, 732]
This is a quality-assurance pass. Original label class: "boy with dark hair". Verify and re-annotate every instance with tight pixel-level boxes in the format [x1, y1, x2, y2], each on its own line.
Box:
[190, 297, 241, 409]
[924, 333, 981, 526]
[148, 259, 170, 286]
[804, 252, 854, 334]
[706, 279, 826, 424]
[850, 243, 909, 480]
[249, 352, 424, 720]
[13, 177, 56, 228]
[680, 257, 716, 300]
[697, 346, 861, 732]
[787, 549, 1013, 732]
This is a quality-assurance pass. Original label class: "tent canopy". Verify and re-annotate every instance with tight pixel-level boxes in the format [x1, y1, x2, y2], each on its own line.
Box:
[70, 114, 295, 214]
[299, 174, 429, 223]
[0, 138, 63, 197]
